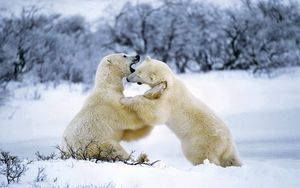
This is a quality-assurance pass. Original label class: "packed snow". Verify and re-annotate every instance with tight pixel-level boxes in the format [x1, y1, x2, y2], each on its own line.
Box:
[1, 70, 300, 187]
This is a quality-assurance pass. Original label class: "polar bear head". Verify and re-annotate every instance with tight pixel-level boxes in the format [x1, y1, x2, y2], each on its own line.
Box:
[127, 56, 174, 99]
[95, 53, 140, 87]
[103, 53, 140, 76]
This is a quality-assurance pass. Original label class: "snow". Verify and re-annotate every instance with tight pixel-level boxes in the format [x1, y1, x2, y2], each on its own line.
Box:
[2, 159, 300, 187]
[1, 70, 300, 187]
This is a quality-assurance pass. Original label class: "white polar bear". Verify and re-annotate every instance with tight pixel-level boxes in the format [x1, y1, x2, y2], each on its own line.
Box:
[121, 57, 242, 167]
[62, 53, 152, 159]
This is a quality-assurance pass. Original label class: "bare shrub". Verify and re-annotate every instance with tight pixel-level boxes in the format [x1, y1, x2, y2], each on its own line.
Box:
[56, 139, 159, 166]
[0, 150, 28, 184]
[35, 151, 57, 161]
[35, 167, 46, 182]
[123, 152, 160, 166]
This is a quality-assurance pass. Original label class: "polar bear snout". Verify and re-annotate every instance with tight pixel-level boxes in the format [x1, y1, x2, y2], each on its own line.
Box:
[127, 73, 144, 85]
[127, 72, 137, 83]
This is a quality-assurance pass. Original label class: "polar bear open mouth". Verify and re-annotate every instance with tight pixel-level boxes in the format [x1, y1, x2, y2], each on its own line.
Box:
[130, 63, 137, 73]
[130, 56, 140, 73]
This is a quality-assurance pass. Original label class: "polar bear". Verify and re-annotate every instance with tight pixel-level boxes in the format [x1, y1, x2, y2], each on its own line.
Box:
[62, 53, 152, 160]
[121, 57, 242, 167]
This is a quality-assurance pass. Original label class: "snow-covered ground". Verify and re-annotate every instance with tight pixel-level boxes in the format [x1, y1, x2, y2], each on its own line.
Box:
[1, 70, 300, 187]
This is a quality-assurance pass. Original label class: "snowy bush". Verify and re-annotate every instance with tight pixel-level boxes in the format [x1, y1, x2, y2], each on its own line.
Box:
[0, 7, 110, 88]
[105, 0, 300, 73]
[0, 150, 28, 184]
[218, 0, 300, 74]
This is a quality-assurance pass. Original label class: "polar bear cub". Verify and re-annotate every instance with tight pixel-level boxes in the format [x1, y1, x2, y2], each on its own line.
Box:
[62, 54, 152, 160]
[121, 57, 242, 167]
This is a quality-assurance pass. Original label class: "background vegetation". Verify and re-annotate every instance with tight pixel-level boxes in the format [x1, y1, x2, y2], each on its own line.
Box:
[1, 0, 300, 88]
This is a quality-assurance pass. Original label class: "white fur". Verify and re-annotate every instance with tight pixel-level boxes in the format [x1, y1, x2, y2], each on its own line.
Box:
[121, 58, 242, 167]
[62, 54, 151, 159]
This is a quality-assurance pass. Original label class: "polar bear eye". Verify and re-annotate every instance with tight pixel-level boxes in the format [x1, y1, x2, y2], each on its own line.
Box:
[123, 55, 127, 58]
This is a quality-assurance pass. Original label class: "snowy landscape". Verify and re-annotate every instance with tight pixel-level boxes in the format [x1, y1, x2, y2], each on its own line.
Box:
[1, 70, 300, 187]
[1, 0, 300, 187]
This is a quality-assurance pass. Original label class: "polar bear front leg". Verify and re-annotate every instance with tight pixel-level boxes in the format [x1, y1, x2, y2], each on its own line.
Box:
[120, 82, 166, 108]
[121, 95, 162, 126]
[100, 140, 131, 161]
[120, 95, 153, 112]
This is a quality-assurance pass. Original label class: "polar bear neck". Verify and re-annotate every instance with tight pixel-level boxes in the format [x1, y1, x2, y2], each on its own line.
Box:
[94, 66, 124, 93]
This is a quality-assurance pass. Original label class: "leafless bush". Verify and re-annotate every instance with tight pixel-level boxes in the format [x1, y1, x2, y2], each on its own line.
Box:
[55, 139, 98, 160]
[35, 151, 57, 161]
[56, 139, 159, 166]
[35, 167, 46, 182]
[55, 139, 127, 162]
[123, 152, 160, 166]
[56, 138, 129, 162]
[0, 150, 28, 184]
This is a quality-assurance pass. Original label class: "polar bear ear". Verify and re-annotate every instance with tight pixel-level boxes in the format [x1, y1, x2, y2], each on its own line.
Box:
[145, 56, 151, 62]
[150, 73, 156, 81]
